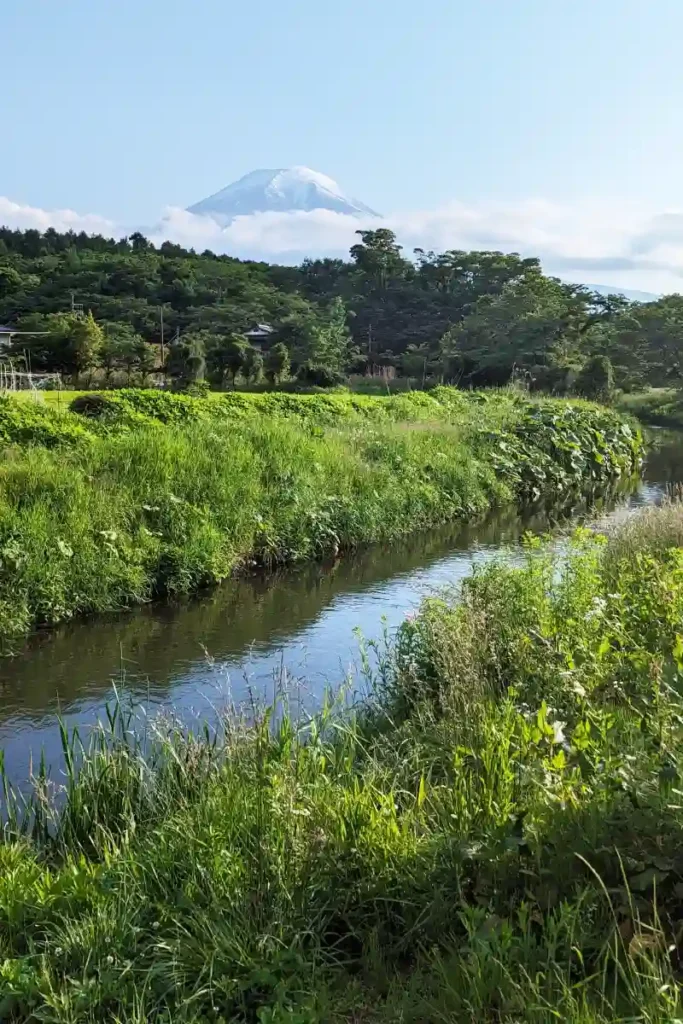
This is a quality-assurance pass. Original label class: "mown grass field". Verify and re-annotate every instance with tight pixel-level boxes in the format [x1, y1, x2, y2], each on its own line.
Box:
[2, 504, 683, 1022]
[0, 387, 641, 647]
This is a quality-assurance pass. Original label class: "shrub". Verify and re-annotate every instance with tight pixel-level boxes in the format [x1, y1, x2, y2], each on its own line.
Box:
[69, 392, 117, 418]
[0, 396, 93, 448]
[296, 362, 346, 388]
[576, 354, 615, 401]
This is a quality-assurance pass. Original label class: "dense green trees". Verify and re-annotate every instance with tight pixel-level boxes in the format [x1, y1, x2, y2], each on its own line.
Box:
[166, 332, 207, 387]
[595, 296, 683, 389]
[14, 311, 103, 377]
[444, 274, 597, 387]
[265, 342, 290, 385]
[100, 323, 154, 382]
[307, 297, 355, 372]
[242, 345, 264, 384]
[0, 223, 679, 392]
[213, 334, 249, 387]
[576, 354, 615, 401]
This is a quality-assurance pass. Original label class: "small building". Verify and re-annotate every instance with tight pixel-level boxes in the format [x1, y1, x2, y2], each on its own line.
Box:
[0, 325, 48, 348]
[0, 326, 17, 348]
[245, 323, 275, 351]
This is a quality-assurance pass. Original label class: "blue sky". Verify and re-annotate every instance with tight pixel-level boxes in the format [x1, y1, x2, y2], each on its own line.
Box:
[4, 0, 683, 290]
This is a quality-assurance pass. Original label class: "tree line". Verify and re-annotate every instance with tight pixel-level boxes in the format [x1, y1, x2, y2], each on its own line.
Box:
[0, 223, 680, 393]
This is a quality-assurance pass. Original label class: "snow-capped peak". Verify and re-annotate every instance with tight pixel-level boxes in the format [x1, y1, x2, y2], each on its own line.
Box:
[188, 167, 380, 223]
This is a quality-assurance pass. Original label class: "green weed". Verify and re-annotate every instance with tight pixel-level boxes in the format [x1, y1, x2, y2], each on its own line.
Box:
[617, 387, 683, 428]
[1, 506, 682, 1020]
[0, 388, 641, 647]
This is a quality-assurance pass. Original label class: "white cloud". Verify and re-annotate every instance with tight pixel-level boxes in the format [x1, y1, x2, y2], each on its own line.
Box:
[149, 206, 368, 260]
[4, 193, 683, 293]
[0, 196, 116, 236]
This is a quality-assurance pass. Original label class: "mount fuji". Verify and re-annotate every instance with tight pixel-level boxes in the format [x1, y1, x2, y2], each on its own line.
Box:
[187, 166, 380, 224]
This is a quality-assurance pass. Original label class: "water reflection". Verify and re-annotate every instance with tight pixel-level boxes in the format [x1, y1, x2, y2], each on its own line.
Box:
[643, 430, 683, 498]
[0, 437, 677, 788]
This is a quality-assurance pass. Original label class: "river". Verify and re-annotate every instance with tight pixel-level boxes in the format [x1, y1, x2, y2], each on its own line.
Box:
[0, 433, 679, 790]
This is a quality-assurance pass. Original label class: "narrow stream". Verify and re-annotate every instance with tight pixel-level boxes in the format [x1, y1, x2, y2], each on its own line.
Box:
[0, 434, 679, 789]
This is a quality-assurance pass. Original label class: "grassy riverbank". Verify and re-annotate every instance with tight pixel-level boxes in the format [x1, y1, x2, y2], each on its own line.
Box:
[2, 504, 683, 1022]
[617, 388, 683, 429]
[0, 388, 640, 647]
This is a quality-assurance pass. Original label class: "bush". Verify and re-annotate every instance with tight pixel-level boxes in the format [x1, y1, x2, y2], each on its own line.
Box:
[71, 388, 210, 425]
[296, 362, 347, 388]
[69, 393, 117, 418]
[184, 380, 211, 398]
[0, 395, 93, 448]
[575, 354, 615, 401]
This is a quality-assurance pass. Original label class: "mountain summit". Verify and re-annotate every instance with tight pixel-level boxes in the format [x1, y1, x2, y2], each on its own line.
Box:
[187, 166, 380, 223]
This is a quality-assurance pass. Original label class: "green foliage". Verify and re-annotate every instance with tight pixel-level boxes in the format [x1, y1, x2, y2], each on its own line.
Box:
[295, 362, 346, 388]
[183, 332, 207, 383]
[100, 321, 153, 383]
[616, 387, 683, 428]
[401, 341, 431, 379]
[350, 227, 411, 290]
[0, 389, 641, 647]
[597, 295, 683, 390]
[70, 388, 211, 425]
[0, 263, 24, 297]
[6, 223, 676, 392]
[307, 296, 354, 372]
[70, 309, 104, 374]
[242, 345, 264, 384]
[485, 398, 640, 502]
[166, 332, 207, 387]
[576, 353, 615, 401]
[1, 507, 683, 1021]
[210, 333, 248, 386]
[12, 311, 103, 378]
[448, 273, 593, 387]
[265, 341, 290, 385]
[0, 395, 92, 448]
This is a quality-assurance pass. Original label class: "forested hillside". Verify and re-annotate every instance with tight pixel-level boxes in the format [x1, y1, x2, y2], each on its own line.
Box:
[0, 224, 681, 391]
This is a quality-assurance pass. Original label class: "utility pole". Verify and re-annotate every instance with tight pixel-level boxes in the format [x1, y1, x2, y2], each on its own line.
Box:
[160, 307, 165, 370]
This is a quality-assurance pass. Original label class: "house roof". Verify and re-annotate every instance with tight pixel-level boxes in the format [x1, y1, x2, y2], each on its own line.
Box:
[245, 323, 275, 336]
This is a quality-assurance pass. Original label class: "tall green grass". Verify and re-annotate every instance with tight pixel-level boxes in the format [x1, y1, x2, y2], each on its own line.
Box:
[0, 388, 641, 646]
[1, 505, 683, 1021]
[617, 387, 683, 428]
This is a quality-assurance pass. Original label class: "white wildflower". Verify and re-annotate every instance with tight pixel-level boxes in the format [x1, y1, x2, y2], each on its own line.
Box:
[551, 720, 566, 744]
[585, 596, 607, 621]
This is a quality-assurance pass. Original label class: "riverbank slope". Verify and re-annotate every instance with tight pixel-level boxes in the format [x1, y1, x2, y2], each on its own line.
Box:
[617, 387, 683, 429]
[0, 387, 641, 645]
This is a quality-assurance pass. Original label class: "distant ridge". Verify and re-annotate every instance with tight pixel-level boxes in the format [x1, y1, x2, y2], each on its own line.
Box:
[585, 284, 660, 302]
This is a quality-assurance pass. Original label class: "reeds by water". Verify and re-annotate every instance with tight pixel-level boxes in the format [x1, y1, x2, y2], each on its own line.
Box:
[1, 506, 682, 1022]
